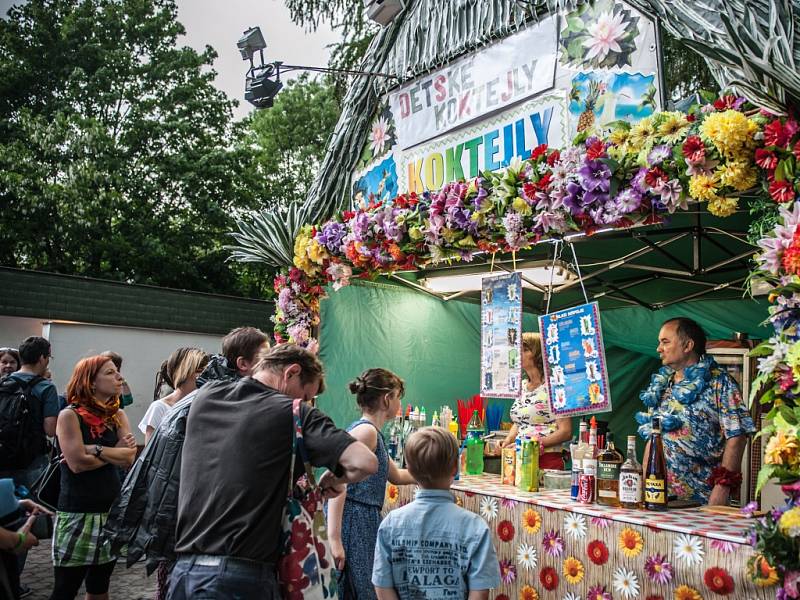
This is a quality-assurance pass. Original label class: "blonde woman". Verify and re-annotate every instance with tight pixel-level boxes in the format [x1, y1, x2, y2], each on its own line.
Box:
[138, 348, 209, 445]
[498, 332, 572, 469]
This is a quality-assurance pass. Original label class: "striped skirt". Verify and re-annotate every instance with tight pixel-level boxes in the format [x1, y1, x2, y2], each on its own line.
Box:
[52, 511, 115, 567]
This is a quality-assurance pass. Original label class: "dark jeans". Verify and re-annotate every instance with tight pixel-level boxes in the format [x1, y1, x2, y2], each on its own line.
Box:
[167, 555, 279, 600]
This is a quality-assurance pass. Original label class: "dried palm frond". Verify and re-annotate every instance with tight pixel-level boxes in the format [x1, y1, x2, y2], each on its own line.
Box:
[226, 203, 303, 268]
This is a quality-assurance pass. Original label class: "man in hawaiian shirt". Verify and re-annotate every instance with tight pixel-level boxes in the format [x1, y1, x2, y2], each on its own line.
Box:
[637, 317, 756, 505]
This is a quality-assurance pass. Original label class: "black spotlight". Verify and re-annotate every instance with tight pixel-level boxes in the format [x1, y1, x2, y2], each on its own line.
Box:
[245, 71, 284, 108]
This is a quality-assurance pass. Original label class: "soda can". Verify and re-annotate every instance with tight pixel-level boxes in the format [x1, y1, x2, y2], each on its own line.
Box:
[578, 473, 595, 504]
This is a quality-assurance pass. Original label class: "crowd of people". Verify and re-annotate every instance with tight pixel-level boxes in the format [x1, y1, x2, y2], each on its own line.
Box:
[0, 314, 753, 600]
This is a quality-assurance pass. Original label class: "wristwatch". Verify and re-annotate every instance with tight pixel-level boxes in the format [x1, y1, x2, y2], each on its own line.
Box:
[93, 444, 103, 458]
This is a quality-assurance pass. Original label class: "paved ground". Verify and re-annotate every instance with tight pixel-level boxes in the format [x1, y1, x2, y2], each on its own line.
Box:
[23, 540, 156, 600]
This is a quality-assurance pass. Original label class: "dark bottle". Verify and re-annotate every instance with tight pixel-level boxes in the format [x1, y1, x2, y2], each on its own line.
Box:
[644, 417, 668, 511]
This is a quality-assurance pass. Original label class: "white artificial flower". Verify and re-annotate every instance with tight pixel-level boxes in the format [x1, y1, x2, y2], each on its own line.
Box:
[674, 533, 705, 565]
[479, 496, 498, 522]
[583, 10, 627, 61]
[516, 542, 538, 571]
[564, 513, 587, 539]
[613, 567, 641, 599]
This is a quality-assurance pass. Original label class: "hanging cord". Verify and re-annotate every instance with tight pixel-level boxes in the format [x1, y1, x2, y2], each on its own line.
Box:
[544, 240, 563, 315]
[569, 241, 589, 304]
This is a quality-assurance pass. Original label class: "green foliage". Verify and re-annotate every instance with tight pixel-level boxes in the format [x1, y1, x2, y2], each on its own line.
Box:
[245, 75, 341, 210]
[661, 30, 719, 103]
[0, 0, 267, 296]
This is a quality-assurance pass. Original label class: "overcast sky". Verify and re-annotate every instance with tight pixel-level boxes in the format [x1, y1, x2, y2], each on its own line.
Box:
[0, 0, 341, 119]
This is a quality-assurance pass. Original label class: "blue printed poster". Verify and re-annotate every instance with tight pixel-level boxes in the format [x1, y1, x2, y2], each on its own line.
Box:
[538, 301, 612, 417]
[480, 272, 523, 399]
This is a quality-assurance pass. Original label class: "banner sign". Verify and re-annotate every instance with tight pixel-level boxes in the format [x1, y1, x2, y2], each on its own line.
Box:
[481, 272, 523, 399]
[538, 301, 612, 417]
[389, 18, 558, 150]
[400, 93, 568, 193]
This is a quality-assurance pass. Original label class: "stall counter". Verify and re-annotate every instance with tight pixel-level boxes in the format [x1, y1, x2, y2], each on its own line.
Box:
[383, 474, 774, 599]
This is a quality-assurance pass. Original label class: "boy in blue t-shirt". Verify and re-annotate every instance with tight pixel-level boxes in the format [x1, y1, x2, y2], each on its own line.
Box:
[372, 427, 500, 600]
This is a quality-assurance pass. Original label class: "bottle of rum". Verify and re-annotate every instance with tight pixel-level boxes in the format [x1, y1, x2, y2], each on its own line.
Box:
[597, 433, 624, 506]
[644, 417, 668, 511]
[619, 435, 643, 509]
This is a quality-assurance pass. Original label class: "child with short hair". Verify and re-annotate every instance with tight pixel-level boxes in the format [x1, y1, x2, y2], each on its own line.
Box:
[372, 427, 500, 600]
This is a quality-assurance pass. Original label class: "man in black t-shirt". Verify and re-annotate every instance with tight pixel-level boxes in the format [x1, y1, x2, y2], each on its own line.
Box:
[168, 344, 378, 600]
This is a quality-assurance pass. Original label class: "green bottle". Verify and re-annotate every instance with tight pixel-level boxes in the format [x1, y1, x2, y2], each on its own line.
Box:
[465, 410, 484, 475]
[518, 436, 540, 492]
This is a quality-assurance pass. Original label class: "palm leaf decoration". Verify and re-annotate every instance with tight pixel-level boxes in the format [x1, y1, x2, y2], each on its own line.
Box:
[227, 203, 303, 268]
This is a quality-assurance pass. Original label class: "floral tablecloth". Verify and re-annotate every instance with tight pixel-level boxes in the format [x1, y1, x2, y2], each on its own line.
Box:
[383, 475, 776, 600]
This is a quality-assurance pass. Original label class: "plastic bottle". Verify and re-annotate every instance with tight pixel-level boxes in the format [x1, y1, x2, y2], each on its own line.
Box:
[420, 406, 427, 427]
[448, 420, 459, 440]
[518, 436, 540, 492]
[431, 411, 440, 428]
[465, 410, 484, 475]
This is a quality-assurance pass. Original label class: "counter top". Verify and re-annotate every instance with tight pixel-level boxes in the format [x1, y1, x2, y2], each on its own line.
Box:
[451, 474, 754, 545]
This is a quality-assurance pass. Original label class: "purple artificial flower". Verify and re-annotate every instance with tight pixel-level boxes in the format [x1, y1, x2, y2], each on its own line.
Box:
[350, 212, 371, 241]
[563, 180, 584, 213]
[578, 159, 611, 192]
[784, 571, 800, 599]
[659, 179, 686, 213]
[277, 288, 296, 316]
[586, 584, 612, 600]
[503, 211, 524, 234]
[582, 190, 610, 208]
[631, 167, 649, 193]
[473, 185, 489, 210]
[447, 205, 471, 229]
[615, 187, 643, 213]
[648, 144, 672, 165]
[316, 221, 347, 253]
[644, 553, 673, 584]
[542, 529, 564, 557]
[741, 501, 760, 517]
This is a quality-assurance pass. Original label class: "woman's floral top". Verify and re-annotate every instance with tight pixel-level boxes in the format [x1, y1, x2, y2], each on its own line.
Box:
[510, 384, 559, 443]
[636, 356, 756, 503]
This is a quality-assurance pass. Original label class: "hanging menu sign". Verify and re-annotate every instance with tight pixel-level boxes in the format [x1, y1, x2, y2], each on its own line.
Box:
[480, 272, 523, 399]
[538, 301, 612, 416]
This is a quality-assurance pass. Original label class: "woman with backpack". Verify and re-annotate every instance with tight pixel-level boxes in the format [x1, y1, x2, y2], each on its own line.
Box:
[50, 355, 136, 600]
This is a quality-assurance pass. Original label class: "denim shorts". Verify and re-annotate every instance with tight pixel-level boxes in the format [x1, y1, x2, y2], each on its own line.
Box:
[166, 554, 279, 600]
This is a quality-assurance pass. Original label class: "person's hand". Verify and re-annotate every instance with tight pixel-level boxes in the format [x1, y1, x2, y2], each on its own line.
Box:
[330, 538, 346, 571]
[18, 499, 53, 517]
[497, 436, 515, 450]
[318, 470, 345, 499]
[116, 433, 137, 449]
[15, 514, 39, 553]
[708, 484, 731, 506]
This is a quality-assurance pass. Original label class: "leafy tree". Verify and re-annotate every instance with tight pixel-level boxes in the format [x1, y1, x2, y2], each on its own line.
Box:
[245, 74, 341, 210]
[0, 0, 267, 296]
[661, 30, 719, 104]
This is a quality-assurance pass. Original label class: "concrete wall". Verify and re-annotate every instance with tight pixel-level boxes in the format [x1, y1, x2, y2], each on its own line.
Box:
[0, 316, 222, 443]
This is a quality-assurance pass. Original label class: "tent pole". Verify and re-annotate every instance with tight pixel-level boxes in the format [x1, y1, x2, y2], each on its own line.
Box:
[654, 278, 747, 309]
[704, 249, 758, 273]
[388, 274, 444, 301]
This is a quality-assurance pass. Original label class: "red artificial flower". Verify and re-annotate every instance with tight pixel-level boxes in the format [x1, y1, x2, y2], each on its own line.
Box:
[342, 210, 356, 222]
[780, 368, 797, 392]
[522, 182, 537, 199]
[755, 148, 779, 170]
[587, 540, 609, 565]
[682, 136, 705, 162]
[408, 192, 419, 206]
[686, 113, 696, 122]
[546, 149, 561, 166]
[787, 119, 800, 139]
[644, 167, 668, 189]
[497, 520, 515, 542]
[765, 120, 790, 148]
[586, 138, 606, 160]
[530, 143, 549, 160]
[536, 172, 553, 191]
[704, 566, 735, 595]
[769, 179, 796, 203]
[539, 566, 558, 591]
[783, 232, 800, 276]
[713, 95, 740, 110]
[794, 139, 800, 161]
[288, 268, 303, 283]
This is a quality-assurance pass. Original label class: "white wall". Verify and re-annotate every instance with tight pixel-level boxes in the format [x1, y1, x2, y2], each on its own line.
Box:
[0, 317, 222, 443]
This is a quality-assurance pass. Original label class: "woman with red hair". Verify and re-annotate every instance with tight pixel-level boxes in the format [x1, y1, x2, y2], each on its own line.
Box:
[50, 355, 136, 600]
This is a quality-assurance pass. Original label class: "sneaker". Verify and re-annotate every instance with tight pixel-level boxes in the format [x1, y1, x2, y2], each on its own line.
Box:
[19, 583, 32, 598]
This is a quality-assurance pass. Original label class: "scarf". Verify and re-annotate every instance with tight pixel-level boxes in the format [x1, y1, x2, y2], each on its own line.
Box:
[72, 396, 121, 439]
[635, 355, 717, 432]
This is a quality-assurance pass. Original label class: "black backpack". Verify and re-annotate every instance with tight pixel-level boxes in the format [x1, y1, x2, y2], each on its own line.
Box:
[0, 375, 46, 471]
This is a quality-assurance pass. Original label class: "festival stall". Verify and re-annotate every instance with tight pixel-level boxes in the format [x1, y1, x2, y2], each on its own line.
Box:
[230, 0, 800, 596]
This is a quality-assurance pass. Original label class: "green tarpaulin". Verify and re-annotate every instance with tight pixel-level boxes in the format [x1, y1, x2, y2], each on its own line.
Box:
[317, 279, 770, 442]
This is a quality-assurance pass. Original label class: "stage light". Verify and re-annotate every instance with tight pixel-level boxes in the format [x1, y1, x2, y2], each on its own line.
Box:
[237, 27, 266, 61]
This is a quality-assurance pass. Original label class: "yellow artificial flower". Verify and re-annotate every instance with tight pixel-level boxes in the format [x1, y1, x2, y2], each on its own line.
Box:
[511, 196, 532, 216]
[718, 161, 758, 192]
[629, 117, 657, 152]
[674, 585, 704, 600]
[765, 430, 800, 468]
[562, 556, 584, 584]
[618, 527, 644, 557]
[750, 554, 780, 587]
[707, 197, 738, 218]
[307, 239, 329, 265]
[408, 226, 423, 241]
[609, 127, 631, 146]
[522, 508, 542, 534]
[688, 174, 720, 202]
[519, 585, 539, 600]
[699, 110, 757, 159]
[786, 341, 800, 381]
[293, 225, 320, 276]
[779, 506, 800, 537]
[658, 112, 691, 143]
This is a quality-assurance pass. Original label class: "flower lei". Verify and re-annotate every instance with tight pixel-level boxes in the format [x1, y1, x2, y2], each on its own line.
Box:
[636, 355, 718, 432]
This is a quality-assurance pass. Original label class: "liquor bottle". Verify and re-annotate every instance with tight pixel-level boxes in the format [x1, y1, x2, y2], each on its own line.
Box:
[619, 435, 643, 509]
[571, 421, 588, 501]
[644, 417, 668, 511]
[597, 433, 624, 506]
[579, 423, 598, 503]
[465, 410, 485, 475]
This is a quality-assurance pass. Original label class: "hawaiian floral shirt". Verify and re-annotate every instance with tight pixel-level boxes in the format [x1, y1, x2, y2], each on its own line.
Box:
[636, 356, 756, 503]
